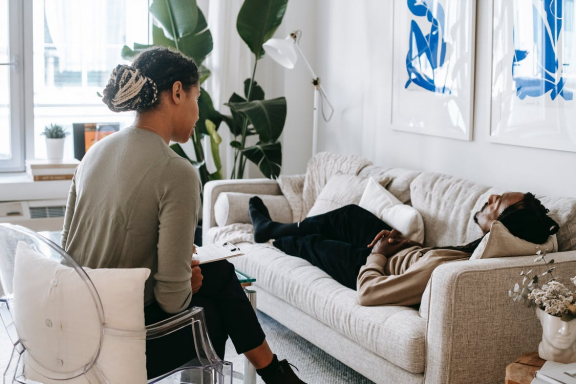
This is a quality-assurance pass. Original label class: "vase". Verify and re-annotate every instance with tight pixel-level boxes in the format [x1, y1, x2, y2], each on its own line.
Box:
[536, 307, 576, 363]
[46, 138, 65, 161]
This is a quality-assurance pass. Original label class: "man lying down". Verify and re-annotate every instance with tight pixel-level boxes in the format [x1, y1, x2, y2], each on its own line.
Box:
[248, 192, 559, 306]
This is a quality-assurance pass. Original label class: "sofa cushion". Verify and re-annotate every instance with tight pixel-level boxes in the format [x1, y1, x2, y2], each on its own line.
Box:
[537, 195, 576, 251]
[230, 243, 427, 374]
[307, 175, 369, 217]
[214, 193, 292, 227]
[410, 172, 492, 247]
[358, 166, 421, 204]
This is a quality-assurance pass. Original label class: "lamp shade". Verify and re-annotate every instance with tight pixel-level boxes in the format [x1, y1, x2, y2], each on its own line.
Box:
[263, 37, 297, 69]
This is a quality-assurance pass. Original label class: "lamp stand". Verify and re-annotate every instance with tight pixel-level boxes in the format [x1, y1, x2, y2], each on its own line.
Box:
[312, 79, 320, 155]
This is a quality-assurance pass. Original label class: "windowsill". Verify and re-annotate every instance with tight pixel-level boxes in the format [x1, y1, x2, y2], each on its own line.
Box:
[0, 172, 72, 202]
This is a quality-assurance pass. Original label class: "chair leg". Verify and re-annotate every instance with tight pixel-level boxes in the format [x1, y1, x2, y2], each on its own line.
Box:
[243, 289, 257, 384]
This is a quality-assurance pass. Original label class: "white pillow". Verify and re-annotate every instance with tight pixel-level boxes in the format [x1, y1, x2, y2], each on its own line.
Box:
[307, 175, 369, 217]
[470, 220, 558, 260]
[214, 193, 293, 227]
[358, 178, 425, 244]
[13, 241, 150, 383]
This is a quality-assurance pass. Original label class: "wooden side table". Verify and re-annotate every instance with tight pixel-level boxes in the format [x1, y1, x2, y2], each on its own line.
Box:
[505, 352, 546, 384]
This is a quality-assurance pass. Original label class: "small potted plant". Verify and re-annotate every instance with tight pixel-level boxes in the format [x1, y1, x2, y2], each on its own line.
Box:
[42, 124, 69, 161]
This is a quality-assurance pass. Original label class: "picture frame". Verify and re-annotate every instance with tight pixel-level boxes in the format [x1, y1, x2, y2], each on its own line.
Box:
[490, 0, 576, 153]
[391, 0, 477, 141]
[73, 123, 119, 161]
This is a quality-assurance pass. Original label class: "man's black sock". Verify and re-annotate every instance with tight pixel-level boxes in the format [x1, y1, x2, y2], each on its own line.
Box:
[249, 197, 299, 243]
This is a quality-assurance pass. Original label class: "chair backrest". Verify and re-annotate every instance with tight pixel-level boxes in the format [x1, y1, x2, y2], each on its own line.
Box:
[0, 223, 105, 382]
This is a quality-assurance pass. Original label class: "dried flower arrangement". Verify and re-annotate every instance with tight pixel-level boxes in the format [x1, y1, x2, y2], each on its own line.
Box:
[509, 249, 576, 321]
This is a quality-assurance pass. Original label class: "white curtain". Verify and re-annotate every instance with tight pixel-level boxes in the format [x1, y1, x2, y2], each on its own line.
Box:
[197, 0, 254, 178]
[44, 0, 120, 72]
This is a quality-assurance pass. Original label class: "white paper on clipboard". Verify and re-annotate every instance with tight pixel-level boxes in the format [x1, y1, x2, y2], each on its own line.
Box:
[193, 242, 244, 264]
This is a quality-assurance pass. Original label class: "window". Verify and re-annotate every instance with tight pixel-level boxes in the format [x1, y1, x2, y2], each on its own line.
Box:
[0, 0, 24, 172]
[1, 0, 150, 171]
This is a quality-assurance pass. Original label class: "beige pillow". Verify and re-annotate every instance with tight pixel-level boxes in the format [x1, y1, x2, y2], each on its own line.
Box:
[359, 178, 425, 244]
[470, 221, 558, 260]
[214, 193, 293, 226]
[14, 241, 150, 383]
[306, 175, 369, 217]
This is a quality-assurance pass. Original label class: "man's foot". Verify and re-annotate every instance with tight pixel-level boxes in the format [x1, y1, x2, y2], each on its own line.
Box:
[249, 196, 274, 243]
[258, 357, 307, 384]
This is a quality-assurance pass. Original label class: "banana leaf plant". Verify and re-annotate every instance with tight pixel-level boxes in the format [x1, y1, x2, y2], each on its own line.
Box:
[121, 0, 223, 187]
[222, 0, 289, 179]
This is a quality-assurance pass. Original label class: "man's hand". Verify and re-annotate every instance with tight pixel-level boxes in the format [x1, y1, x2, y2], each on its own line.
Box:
[191, 259, 203, 294]
[368, 229, 401, 248]
[368, 229, 422, 258]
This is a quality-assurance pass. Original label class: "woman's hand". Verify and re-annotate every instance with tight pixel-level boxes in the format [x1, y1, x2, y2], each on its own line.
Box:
[191, 259, 203, 294]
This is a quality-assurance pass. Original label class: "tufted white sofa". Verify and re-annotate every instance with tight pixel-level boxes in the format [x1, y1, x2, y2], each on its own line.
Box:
[202, 165, 576, 384]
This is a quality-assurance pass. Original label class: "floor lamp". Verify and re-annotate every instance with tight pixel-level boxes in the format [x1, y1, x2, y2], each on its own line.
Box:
[263, 30, 334, 156]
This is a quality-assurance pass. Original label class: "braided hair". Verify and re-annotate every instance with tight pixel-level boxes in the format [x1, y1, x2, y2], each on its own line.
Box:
[102, 46, 200, 113]
[440, 193, 560, 254]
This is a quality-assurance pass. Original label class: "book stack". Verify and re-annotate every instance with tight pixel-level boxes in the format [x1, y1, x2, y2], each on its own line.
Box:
[534, 361, 576, 383]
[26, 159, 80, 181]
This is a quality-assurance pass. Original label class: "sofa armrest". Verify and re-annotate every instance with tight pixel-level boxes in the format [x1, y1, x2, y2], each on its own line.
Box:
[423, 251, 576, 384]
[202, 179, 281, 242]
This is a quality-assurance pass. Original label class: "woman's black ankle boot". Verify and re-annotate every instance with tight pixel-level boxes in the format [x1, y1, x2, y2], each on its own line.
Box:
[256, 355, 306, 384]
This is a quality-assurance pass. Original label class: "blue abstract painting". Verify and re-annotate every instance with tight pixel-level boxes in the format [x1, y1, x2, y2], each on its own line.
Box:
[513, 0, 573, 101]
[405, 0, 451, 94]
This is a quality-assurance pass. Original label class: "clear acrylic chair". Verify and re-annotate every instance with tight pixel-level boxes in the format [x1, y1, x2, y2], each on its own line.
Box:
[0, 223, 233, 383]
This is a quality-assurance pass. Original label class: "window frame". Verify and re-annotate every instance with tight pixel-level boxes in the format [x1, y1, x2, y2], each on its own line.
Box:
[0, 0, 26, 172]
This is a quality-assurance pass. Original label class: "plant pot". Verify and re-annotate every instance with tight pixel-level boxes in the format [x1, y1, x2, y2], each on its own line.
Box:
[46, 138, 65, 161]
[536, 307, 576, 363]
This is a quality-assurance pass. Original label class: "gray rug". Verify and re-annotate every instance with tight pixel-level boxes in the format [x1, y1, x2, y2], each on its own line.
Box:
[225, 311, 375, 384]
[0, 311, 374, 384]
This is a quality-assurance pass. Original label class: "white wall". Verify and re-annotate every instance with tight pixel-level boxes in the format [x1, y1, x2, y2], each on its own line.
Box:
[280, 0, 576, 199]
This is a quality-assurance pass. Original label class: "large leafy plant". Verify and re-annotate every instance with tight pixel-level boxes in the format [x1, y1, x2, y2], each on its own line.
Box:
[122, 0, 223, 185]
[222, 0, 289, 179]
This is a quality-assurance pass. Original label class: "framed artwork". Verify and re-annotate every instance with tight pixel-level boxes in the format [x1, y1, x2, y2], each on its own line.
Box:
[391, 0, 477, 140]
[490, 0, 576, 152]
[73, 123, 119, 161]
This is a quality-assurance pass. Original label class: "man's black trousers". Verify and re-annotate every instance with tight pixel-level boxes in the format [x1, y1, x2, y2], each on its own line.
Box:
[273, 204, 392, 290]
[144, 260, 265, 379]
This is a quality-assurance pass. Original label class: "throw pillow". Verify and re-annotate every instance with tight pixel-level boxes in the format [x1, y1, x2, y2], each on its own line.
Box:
[306, 175, 369, 217]
[470, 220, 558, 260]
[358, 178, 425, 244]
[214, 193, 293, 227]
[13, 241, 150, 383]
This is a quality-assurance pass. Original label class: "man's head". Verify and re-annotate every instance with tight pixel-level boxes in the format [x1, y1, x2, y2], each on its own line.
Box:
[474, 192, 559, 244]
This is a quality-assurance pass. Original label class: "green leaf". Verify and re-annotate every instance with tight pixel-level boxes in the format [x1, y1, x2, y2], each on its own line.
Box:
[549, 259, 555, 264]
[121, 43, 154, 61]
[205, 119, 223, 181]
[236, 0, 289, 60]
[170, 143, 205, 169]
[152, 24, 176, 48]
[199, 65, 211, 84]
[178, 28, 213, 65]
[241, 142, 282, 178]
[149, 0, 198, 40]
[197, 87, 223, 136]
[226, 97, 287, 143]
[244, 79, 265, 101]
[222, 93, 247, 136]
[230, 140, 242, 149]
